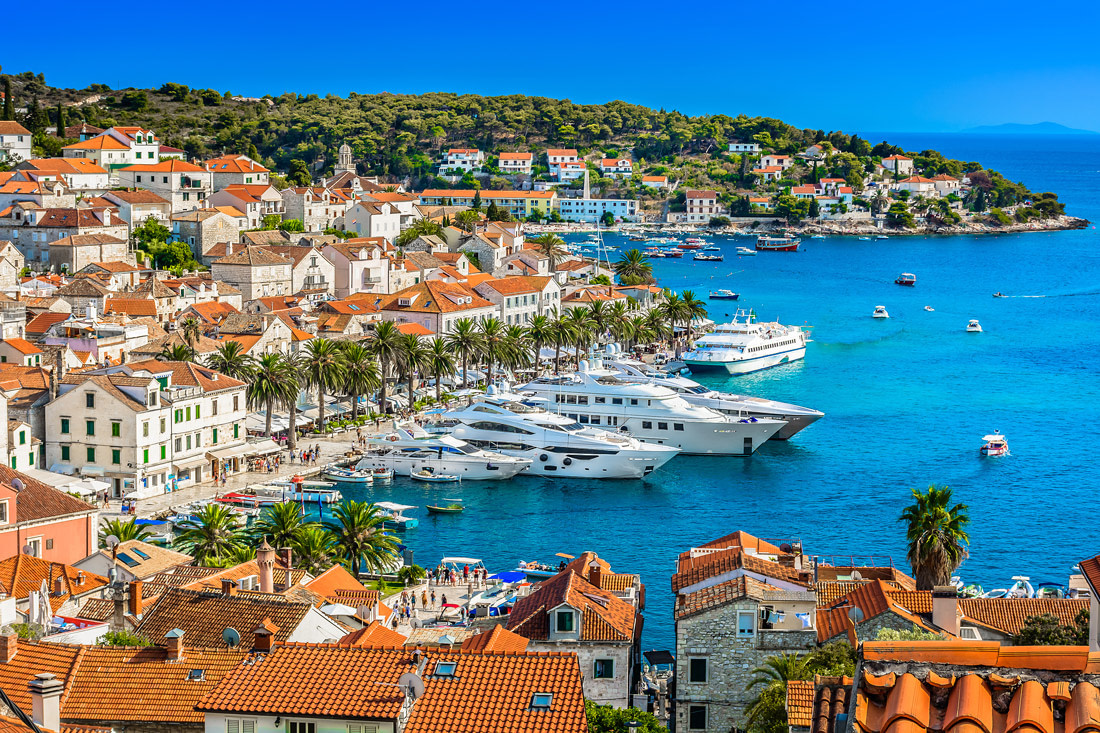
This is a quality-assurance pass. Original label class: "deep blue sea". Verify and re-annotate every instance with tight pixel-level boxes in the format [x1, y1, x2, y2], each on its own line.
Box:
[322, 134, 1100, 653]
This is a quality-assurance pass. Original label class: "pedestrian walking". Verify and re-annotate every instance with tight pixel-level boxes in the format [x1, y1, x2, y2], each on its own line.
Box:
[430, 590, 436, 608]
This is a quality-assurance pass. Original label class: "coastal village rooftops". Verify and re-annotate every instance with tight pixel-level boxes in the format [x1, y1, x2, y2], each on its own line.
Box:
[419, 189, 554, 199]
[883, 154, 912, 160]
[196, 645, 587, 733]
[0, 553, 108, 611]
[498, 152, 533, 160]
[205, 154, 269, 173]
[380, 281, 494, 315]
[63, 136, 129, 151]
[600, 158, 632, 166]
[395, 322, 433, 336]
[460, 625, 530, 653]
[135, 588, 314, 647]
[0, 465, 99, 524]
[685, 189, 718, 198]
[547, 148, 579, 157]
[815, 579, 938, 642]
[102, 188, 169, 204]
[900, 175, 936, 183]
[791, 185, 817, 194]
[0, 122, 32, 136]
[214, 245, 291, 266]
[672, 544, 811, 593]
[118, 160, 205, 173]
[932, 174, 960, 181]
[786, 679, 815, 729]
[507, 569, 637, 642]
[103, 298, 157, 317]
[476, 275, 551, 296]
[82, 539, 192, 578]
[22, 158, 108, 176]
[447, 148, 480, 154]
[19, 209, 119, 229]
[124, 359, 247, 392]
[1, 338, 40, 355]
[336, 621, 407, 648]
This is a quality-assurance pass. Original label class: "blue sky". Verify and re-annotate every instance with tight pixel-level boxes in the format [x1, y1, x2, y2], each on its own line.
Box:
[4, 0, 1099, 132]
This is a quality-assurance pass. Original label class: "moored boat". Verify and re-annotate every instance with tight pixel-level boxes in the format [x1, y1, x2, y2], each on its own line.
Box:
[872, 305, 889, 319]
[756, 235, 800, 252]
[680, 309, 809, 377]
[967, 319, 983, 332]
[693, 254, 724, 261]
[411, 468, 460, 483]
[371, 467, 394, 481]
[980, 430, 1009, 457]
[709, 289, 739, 300]
[377, 501, 419, 530]
[426, 502, 465, 514]
[895, 272, 917, 286]
[322, 465, 374, 483]
[735, 247, 757, 256]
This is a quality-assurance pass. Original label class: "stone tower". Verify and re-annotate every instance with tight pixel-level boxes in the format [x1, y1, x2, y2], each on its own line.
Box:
[336, 143, 354, 175]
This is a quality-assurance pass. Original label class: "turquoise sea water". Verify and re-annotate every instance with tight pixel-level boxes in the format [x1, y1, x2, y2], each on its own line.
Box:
[321, 134, 1100, 653]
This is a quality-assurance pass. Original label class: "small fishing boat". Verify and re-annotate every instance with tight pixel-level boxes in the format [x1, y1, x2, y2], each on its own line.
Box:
[960, 583, 984, 598]
[677, 242, 704, 250]
[735, 247, 756, 256]
[411, 468, 460, 483]
[426, 502, 465, 514]
[684, 237, 705, 245]
[693, 254, 724, 262]
[1008, 576, 1035, 598]
[702, 246, 721, 251]
[876, 235, 889, 240]
[895, 272, 917, 286]
[371, 467, 394, 482]
[322, 465, 374, 484]
[1035, 582, 1067, 599]
[858, 236, 872, 241]
[980, 431, 1009, 457]
[924, 305, 934, 312]
[709, 289, 739, 300]
[872, 305, 890, 319]
[376, 501, 419, 531]
[980, 588, 1008, 598]
[993, 292, 1006, 298]
[216, 491, 283, 508]
[811, 234, 826, 239]
[967, 319, 983, 332]
[756, 235, 800, 252]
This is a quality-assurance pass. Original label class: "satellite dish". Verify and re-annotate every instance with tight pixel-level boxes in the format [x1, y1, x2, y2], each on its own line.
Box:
[851, 570, 863, 581]
[848, 606, 865, 624]
[11, 479, 24, 491]
[410, 618, 422, 629]
[21, 545, 32, 555]
[398, 672, 425, 700]
[222, 627, 241, 647]
[779, 543, 793, 554]
[106, 535, 121, 549]
[356, 605, 372, 619]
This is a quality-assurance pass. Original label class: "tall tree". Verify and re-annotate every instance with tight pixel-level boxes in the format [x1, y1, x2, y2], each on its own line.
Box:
[614, 249, 653, 285]
[2, 78, 13, 121]
[898, 485, 970, 590]
[530, 234, 569, 272]
[303, 337, 346, 431]
[398, 333, 428, 411]
[54, 102, 65, 137]
[248, 353, 295, 437]
[477, 317, 507, 385]
[681, 290, 708, 344]
[340, 342, 380, 419]
[424, 336, 457, 403]
[525, 314, 554, 374]
[251, 501, 316, 548]
[173, 504, 246, 565]
[369, 321, 404, 413]
[446, 318, 482, 389]
[326, 500, 398, 576]
[205, 341, 255, 381]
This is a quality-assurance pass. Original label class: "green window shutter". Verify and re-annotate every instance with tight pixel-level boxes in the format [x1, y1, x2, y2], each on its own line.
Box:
[61, 446, 70, 461]
[143, 449, 149, 464]
[60, 419, 69, 434]
[112, 449, 121, 465]
[86, 420, 94, 436]
[111, 423, 120, 437]
[160, 445, 166, 460]
[86, 447, 95, 462]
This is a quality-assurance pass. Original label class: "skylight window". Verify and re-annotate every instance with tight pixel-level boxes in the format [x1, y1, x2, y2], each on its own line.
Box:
[348, 304, 360, 311]
[187, 669, 205, 681]
[131, 548, 150, 560]
[434, 661, 457, 677]
[116, 552, 139, 568]
[531, 693, 553, 709]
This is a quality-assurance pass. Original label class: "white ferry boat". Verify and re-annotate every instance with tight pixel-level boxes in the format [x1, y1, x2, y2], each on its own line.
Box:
[518, 362, 785, 455]
[359, 425, 530, 480]
[438, 389, 679, 478]
[680, 309, 808, 375]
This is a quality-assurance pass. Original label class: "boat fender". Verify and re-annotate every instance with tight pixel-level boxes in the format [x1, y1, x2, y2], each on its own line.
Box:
[563, 457, 572, 466]
[387, 435, 398, 441]
[539, 454, 548, 462]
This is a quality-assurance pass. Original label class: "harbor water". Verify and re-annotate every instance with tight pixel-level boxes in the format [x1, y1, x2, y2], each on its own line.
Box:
[321, 133, 1100, 654]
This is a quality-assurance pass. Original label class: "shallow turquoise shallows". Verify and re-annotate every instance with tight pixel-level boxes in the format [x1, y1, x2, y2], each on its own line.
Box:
[314, 133, 1100, 653]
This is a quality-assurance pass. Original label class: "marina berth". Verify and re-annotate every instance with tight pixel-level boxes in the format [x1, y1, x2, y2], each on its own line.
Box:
[437, 388, 680, 478]
[358, 425, 531, 480]
[518, 360, 785, 455]
[681, 309, 809, 376]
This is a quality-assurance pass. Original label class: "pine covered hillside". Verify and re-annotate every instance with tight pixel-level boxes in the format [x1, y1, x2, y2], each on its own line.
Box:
[1, 70, 1068, 221]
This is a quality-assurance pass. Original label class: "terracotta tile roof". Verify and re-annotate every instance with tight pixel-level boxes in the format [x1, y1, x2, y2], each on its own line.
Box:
[0, 554, 107, 610]
[460, 625, 529, 653]
[546, 149, 578, 157]
[336, 621, 407, 648]
[676, 576, 768, 620]
[686, 189, 718, 198]
[958, 597, 1089, 636]
[0, 639, 80, 712]
[103, 297, 157, 317]
[672, 545, 809, 593]
[49, 234, 127, 250]
[304, 564, 370, 600]
[816, 580, 937, 642]
[1, 338, 41, 355]
[499, 152, 533, 160]
[124, 359, 246, 392]
[395, 323, 433, 336]
[864, 640, 1100, 670]
[179, 560, 307, 593]
[476, 275, 545, 295]
[205, 155, 270, 174]
[810, 675, 853, 733]
[600, 158, 632, 167]
[120, 160, 205, 173]
[102, 188, 168, 204]
[900, 175, 935, 184]
[197, 645, 587, 733]
[63, 136, 128, 151]
[54, 278, 110, 297]
[1079, 554, 1100, 595]
[181, 300, 239, 324]
[130, 331, 221, 357]
[27, 209, 119, 230]
[84, 539, 193, 579]
[379, 281, 494, 315]
[214, 245, 291, 267]
[58, 374, 154, 412]
[787, 679, 815, 728]
[507, 570, 637, 643]
[136, 588, 314, 647]
[0, 465, 98, 524]
[883, 154, 912, 161]
[420, 189, 554, 200]
[694, 530, 783, 554]
[642, 175, 668, 182]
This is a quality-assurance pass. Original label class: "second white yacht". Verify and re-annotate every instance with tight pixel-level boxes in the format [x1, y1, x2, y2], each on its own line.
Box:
[603, 354, 823, 440]
[517, 361, 786, 455]
[437, 389, 679, 479]
[358, 425, 531, 480]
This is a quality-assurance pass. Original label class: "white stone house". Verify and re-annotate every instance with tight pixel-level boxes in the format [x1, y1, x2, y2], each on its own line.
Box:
[16, 158, 110, 193]
[474, 275, 561, 325]
[263, 245, 336, 296]
[102, 189, 172, 233]
[684, 190, 722, 222]
[0, 122, 32, 164]
[895, 176, 936, 196]
[280, 187, 349, 232]
[881, 154, 914, 176]
[207, 184, 286, 229]
[438, 148, 485, 174]
[498, 152, 533, 175]
[322, 240, 390, 297]
[117, 161, 211, 212]
[210, 246, 293, 301]
[728, 141, 761, 154]
[759, 154, 793, 170]
[379, 281, 496, 335]
[204, 154, 270, 191]
[599, 158, 633, 177]
[343, 202, 401, 242]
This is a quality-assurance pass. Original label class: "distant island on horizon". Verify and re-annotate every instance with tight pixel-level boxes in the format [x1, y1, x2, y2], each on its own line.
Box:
[962, 121, 1098, 135]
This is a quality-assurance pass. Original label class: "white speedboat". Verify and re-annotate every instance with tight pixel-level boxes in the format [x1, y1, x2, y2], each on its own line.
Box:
[411, 468, 459, 483]
[967, 319, 982, 332]
[810, 234, 826, 239]
[980, 431, 1009, 457]
[359, 425, 531, 480]
[604, 354, 823, 440]
[873, 306, 889, 319]
[680, 309, 808, 376]
[1008, 576, 1035, 598]
[518, 362, 785, 455]
[438, 389, 680, 477]
[322, 465, 374, 484]
[735, 247, 757, 256]
[924, 306, 934, 312]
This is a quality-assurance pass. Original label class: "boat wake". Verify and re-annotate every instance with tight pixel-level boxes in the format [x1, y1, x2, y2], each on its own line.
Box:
[817, 330, 909, 348]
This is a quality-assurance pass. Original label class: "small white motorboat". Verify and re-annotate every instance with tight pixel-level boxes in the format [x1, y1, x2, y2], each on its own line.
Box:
[322, 465, 374, 483]
[876, 235, 889, 240]
[371, 467, 395, 482]
[966, 319, 983, 332]
[411, 468, 460, 483]
[980, 588, 1008, 598]
[858, 236, 872, 241]
[811, 234, 826, 239]
[980, 430, 1009, 457]
[1008, 576, 1035, 598]
[735, 247, 757, 256]
[873, 305, 890, 319]
[924, 306, 934, 312]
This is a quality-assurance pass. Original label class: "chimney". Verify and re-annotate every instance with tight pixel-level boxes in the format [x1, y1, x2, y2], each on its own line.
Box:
[221, 578, 237, 597]
[252, 618, 278, 652]
[0, 627, 17, 662]
[165, 628, 185, 661]
[588, 559, 602, 590]
[226, 242, 233, 256]
[932, 585, 959, 636]
[52, 576, 64, 597]
[29, 673, 63, 732]
[278, 547, 292, 571]
[257, 539, 275, 594]
[127, 580, 143, 617]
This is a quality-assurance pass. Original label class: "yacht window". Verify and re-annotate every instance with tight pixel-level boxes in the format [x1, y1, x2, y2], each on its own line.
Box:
[467, 421, 534, 435]
[642, 421, 652, 429]
[612, 398, 623, 405]
[658, 422, 668, 431]
[579, 415, 589, 424]
[595, 397, 606, 404]
[608, 416, 618, 426]
[591, 416, 601, 425]
[562, 421, 583, 431]
[630, 399, 638, 406]
[536, 422, 565, 432]
[577, 396, 588, 405]
[566, 395, 577, 404]
[674, 423, 684, 431]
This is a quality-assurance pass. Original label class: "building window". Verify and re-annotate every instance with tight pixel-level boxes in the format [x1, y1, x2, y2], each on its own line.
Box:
[86, 447, 95, 462]
[160, 445, 167, 460]
[689, 657, 708, 683]
[143, 448, 149, 464]
[61, 445, 70, 461]
[234, 423, 239, 439]
[86, 420, 95, 436]
[593, 659, 614, 679]
[60, 418, 69, 434]
[225, 719, 256, 733]
[0, 500, 7, 524]
[26, 537, 41, 558]
[212, 428, 218, 444]
[288, 722, 316, 733]
[86, 393, 95, 408]
[112, 449, 121, 465]
[143, 422, 149, 437]
[737, 610, 755, 637]
[18, 431, 25, 445]
[555, 610, 574, 632]
[111, 422, 121, 437]
[531, 693, 553, 710]
[688, 705, 708, 730]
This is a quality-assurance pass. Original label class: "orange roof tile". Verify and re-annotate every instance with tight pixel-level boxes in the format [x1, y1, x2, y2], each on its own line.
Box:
[507, 570, 637, 643]
[336, 621, 407, 648]
[119, 160, 205, 173]
[395, 323, 433, 336]
[136, 588, 314, 647]
[958, 597, 1089, 635]
[460, 625, 529, 653]
[304, 564, 370, 600]
[672, 545, 809, 593]
[788, 679, 815, 727]
[1, 338, 41, 355]
[0, 554, 107, 611]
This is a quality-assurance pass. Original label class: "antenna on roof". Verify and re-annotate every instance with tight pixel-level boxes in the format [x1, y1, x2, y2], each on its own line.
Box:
[847, 606, 865, 624]
[10, 478, 23, 491]
[397, 672, 426, 700]
[222, 627, 241, 647]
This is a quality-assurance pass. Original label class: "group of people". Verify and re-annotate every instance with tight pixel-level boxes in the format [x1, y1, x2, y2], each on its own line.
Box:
[427, 563, 489, 588]
[292, 446, 322, 465]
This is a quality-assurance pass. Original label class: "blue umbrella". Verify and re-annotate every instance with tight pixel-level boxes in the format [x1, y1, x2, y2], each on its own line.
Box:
[489, 571, 526, 583]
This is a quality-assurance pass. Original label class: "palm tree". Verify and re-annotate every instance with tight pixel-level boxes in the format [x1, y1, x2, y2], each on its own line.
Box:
[99, 518, 152, 546]
[398, 333, 428, 411]
[370, 321, 404, 413]
[454, 209, 480, 233]
[395, 218, 445, 247]
[251, 501, 316, 548]
[644, 309, 668, 347]
[446, 318, 482, 389]
[205, 341, 255, 381]
[326, 500, 398, 576]
[303, 337, 346, 431]
[530, 233, 569, 271]
[477, 317, 507, 385]
[659, 293, 688, 350]
[501, 325, 530, 372]
[526, 314, 554, 375]
[548, 311, 575, 374]
[563, 308, 595, 368]
[341, 342, 380, 420]
[292, 526, 339, 575]
[871, 189, 889, 216]
[159, 343, 194, 362]
[425, 337, 457, 403]
[173, 504, 247, 565]
[614, 248, 653, 284]
[180, 317, 201, 350]
[899, 485, 970, 589]
[281, 353, 305, 453]
[586, 301, 612, 346]
[745, 653, 811, 691]
[248, 353, 294, 437]
[681, 290, 708, 344]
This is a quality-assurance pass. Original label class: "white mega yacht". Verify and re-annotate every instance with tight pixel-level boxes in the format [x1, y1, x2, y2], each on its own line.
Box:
[681, 309, 808, 375]
[603, 354, 823, 440]
[437, 389, 679, 479]
[517, 362, 786, 455]
[358, 425, 531, 480]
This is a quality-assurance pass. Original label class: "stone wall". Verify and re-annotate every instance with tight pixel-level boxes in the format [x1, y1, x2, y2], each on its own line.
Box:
[526, 640, 632, 708]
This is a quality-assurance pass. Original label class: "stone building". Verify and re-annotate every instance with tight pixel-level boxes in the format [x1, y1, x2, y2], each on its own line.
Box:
[172, 209, 244, 261]
[48, 234, 130, 275]
[210, 245, 292, 301]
